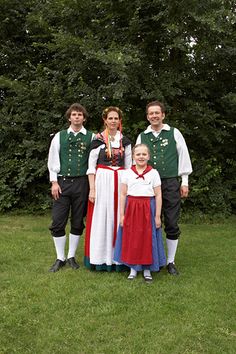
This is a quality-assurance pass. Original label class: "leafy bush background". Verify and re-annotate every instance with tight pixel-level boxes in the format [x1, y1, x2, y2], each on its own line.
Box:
[0, 0, 235, 216]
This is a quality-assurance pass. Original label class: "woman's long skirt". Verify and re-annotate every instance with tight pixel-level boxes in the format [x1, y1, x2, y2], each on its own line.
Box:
[84, 166, 126, 271]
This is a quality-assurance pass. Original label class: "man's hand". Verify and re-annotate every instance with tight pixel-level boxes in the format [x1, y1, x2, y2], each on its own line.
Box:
[51, 181, 61, 200]
[180, 185, 189, 198]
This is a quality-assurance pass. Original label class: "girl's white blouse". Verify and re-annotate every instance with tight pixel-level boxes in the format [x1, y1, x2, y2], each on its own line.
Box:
[121, 168, 161, 197]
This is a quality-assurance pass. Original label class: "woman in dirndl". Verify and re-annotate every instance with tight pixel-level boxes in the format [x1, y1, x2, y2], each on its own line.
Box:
[84, 106, 132, 271]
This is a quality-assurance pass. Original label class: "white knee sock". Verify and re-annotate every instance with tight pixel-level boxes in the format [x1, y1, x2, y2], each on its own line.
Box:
[166, 239, 178, 264]
[129, 268, 137, 277]
[143, 269, 151, 277]
[53, 236, 66, 261]
[67, 233, 80, 259]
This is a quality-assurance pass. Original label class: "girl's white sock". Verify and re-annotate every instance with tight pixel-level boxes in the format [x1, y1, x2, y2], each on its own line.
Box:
[129, 268, 137, 277]
[143, 269, 151, 277]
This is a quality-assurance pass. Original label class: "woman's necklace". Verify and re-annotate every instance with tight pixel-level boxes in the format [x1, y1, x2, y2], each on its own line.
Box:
[109, 134, 116, 142]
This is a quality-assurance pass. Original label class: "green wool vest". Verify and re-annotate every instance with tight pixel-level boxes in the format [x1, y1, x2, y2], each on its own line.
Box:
[59, 130, 93, 176]
[140, 127, 178, 178]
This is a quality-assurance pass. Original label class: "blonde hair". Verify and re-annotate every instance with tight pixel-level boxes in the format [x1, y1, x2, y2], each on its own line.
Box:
[132, 144, 150, 157]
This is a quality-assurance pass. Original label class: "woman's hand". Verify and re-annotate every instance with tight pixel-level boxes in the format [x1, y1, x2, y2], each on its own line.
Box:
[89, 189, 96, 203]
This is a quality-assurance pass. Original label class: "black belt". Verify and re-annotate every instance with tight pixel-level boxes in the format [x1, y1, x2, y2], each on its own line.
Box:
[58, 175, 83, 180]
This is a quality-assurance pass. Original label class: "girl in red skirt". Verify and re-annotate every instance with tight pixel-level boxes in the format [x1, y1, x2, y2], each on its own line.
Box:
[114, 144, 166, 282]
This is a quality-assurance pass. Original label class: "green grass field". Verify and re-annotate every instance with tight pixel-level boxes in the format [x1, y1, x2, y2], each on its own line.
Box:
[0, 214, 236, 354]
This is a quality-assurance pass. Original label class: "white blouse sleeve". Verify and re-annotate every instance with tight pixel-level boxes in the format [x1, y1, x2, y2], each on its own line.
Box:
[47, 133, 60, 182]
[124, 144, 132, 168]
[121, 169, 129, 185]
[152, 170, 161, 187]
[86, 145, 104, 175]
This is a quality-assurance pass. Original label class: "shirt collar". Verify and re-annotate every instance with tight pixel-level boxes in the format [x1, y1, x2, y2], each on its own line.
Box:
[144, 123, 170, 134]
[67, 126, 86, 135]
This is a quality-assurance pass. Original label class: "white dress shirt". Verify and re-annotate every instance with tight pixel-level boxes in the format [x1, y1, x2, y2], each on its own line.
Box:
[48, 126, 92, 182]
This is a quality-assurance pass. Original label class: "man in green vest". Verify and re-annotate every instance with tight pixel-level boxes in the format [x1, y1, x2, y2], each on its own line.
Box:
[136, 100, 192, 275]
[48, 103, 94, 272]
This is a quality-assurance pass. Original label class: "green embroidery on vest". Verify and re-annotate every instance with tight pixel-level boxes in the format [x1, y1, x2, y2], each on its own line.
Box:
[59, 130, 92, 176]
[140, 127, 178, 178]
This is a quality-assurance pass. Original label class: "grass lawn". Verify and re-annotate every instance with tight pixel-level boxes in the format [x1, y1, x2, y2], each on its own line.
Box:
[0, 214, 236, 354]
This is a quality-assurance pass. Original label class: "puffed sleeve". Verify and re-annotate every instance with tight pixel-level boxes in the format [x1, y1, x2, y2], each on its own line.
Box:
[47, 132, 60, 181]
[86, 145, 104, 174]
[152, 170, 161, 188]
[121, 169, 129, 185]
[124, 144, 132, 168]
[174, 128, 193, 185]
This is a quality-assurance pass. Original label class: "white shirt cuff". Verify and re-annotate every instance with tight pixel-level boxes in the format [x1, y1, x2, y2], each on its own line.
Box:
[86, 168, 96, 175]
[181, 175, 189, 186]
[50, 171, 58, 182]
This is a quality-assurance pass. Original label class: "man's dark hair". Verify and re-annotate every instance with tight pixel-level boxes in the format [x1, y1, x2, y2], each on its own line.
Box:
[146, 101, 166, 114]
[65, 103, 88, 121]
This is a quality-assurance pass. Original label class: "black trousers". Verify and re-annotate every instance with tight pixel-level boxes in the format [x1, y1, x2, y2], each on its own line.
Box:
[49, 176, 89, 237]
[161, 178, 181, 240]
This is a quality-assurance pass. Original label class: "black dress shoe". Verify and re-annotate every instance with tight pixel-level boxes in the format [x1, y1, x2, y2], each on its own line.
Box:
[167, 262, 179, 275]
[67, 257, 80, 269]
[49, 259, 66, 272]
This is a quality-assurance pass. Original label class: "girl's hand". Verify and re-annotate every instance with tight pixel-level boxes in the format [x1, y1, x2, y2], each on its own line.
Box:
[89, 189, 96, 203]
[120, 216, 124, 227]
[155, 215, 161, 229]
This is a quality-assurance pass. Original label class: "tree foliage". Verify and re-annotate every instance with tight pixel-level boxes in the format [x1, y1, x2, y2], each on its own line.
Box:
[0, 0, 235, 215]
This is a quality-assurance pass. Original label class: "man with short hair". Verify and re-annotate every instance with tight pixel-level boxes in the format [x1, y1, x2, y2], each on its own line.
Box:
[136, 101, 192, 275]
[48, 103, 94, 272]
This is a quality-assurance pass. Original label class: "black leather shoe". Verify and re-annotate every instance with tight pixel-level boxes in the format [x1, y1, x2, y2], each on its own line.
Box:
[49, 259, 66, 272]
[67, 257, 80, 269]
[167, 262, 179, 275]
